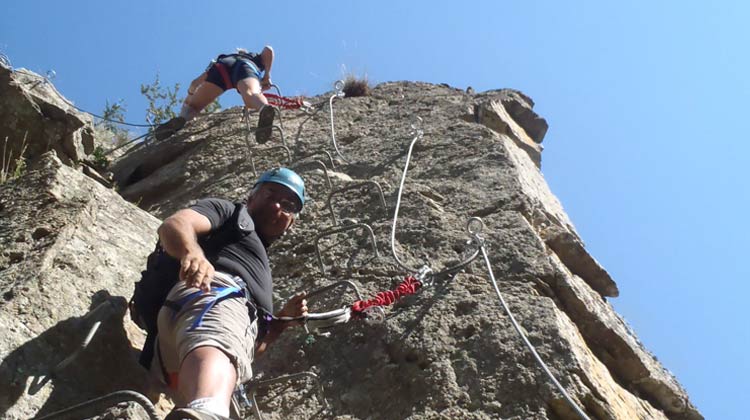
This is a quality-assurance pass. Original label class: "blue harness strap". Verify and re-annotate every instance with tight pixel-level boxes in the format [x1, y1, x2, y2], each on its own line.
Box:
[189, 286, 244, 331]
[164, 280, 246, 331]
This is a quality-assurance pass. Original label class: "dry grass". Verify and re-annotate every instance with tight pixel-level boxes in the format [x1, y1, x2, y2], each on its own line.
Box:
[1, 133, 28, 184]
[343, 75, 371, 97]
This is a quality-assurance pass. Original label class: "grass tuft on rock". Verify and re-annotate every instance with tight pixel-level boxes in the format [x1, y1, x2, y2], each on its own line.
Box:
[343, 75, 371, 97]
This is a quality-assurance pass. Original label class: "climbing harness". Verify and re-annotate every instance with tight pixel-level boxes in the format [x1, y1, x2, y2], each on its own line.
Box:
[467, 217, 591, 420]
[214, 62, 234, 90]
[34, 390, 160, 420]
[166, 282, 247, 331]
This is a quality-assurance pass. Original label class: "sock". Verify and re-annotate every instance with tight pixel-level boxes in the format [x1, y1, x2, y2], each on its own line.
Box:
[187, 397, 229, 417]
[179, 103, 199, 121]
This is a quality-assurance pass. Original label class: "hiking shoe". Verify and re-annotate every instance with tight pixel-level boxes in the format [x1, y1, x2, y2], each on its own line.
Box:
[154, 116, 186, 141]
[164, 408, 231, 420]
[255, 105, 276, 144]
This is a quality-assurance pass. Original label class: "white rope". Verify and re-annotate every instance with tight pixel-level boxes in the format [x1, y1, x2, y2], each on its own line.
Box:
[473, 221, 591, 420]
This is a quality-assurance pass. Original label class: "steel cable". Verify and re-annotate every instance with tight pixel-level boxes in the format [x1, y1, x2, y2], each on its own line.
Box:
[390, 117, 480, 278]
[473, 219, 591, 420]
[34, 390, 160, 420]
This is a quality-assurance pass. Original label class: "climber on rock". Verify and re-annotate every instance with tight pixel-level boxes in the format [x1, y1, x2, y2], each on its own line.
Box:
[129, 167, 308, 420]
[154, 46, 278, 144]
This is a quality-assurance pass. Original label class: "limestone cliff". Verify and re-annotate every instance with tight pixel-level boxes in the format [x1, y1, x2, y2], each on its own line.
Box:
[0, 65, 97, 170]
[0, 71, 701, 420]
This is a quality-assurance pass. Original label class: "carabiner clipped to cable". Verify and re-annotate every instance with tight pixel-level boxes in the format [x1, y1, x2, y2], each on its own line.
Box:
[334, 80, 345, 98]
[329, 80, 348, 162]
[362, 306, 386, 324]
[410, 115, 424, 137]
[415, 265, 434, 287]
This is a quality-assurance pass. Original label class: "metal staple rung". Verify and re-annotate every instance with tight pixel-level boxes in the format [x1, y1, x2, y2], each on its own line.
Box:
[306, 280, 364, 302]
[297, 151, 336, 171]
[269, 83, 282, 98]
[269, 83, 284, 131]
[291, 159, 333, 192]
[34, 390, 160, 420]
[292, 113, 316, 144]
[260, 145, 293, 165]
[244, 124, 286, 149]
[326, 181, 387, 225]
[237, 371, 329, 420]
[328, 80, 347, 162]
[28, 300, 117, 395]
[244, 121, 290, 176]
[314, 223, 380, 275]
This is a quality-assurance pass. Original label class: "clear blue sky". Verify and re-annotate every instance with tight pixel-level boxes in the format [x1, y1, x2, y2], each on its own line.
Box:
[3, 1, 747, 418]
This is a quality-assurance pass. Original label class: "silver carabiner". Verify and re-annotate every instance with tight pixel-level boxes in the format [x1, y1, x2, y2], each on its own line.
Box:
[362, 306, 386, 324]
[334, 80, 345, 97]
[410, 115, 424, 137]
[467, 217, 484, 236]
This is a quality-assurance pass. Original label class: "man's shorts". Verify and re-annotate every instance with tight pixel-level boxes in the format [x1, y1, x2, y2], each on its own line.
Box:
[151, 272, 258, 388]
[205, 56, 262, 91]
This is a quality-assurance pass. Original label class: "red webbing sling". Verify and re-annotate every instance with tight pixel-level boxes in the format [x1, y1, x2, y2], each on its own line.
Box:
[214, 62, 234, 90]
[263, 93, 306, 110]
[351, 276, 422, 314]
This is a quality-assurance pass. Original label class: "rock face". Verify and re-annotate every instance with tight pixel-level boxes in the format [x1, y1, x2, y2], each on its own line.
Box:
[0, 65, 96, 170]
[0, 153, 161, 419]
[0, 79, 701, 420]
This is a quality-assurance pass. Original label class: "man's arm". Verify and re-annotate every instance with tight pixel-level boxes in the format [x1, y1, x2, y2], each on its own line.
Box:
[260, 45, 274, 90]
[255, 292, 307, 356]
[158, 208, 215, 291]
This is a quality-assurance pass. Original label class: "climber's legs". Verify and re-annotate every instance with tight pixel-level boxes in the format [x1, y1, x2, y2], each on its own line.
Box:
[236, 77, 267, 112]
[177, 346, 236, 415]
[184, 82, 224, 118]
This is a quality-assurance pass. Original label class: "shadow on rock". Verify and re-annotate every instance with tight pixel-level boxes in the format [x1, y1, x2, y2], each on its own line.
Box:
[0, 290, 154, 418]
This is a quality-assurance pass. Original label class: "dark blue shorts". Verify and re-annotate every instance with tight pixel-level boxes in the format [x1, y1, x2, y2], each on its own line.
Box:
[205, 56, 262, 91]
